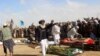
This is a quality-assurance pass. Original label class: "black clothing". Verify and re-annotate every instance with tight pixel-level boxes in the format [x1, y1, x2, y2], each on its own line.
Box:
[46, 23, 54, 36]
[3, 39, 15, 53]
[35, 26, 48, 42]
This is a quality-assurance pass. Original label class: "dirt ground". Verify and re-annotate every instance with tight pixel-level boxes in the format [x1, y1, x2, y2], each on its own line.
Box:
[0, 44, 100, 56]
[0, 44, 58, 56]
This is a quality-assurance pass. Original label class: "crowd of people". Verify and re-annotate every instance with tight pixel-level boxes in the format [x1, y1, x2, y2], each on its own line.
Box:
[11, 17, 100, 40]
[0, 17, 100, 56]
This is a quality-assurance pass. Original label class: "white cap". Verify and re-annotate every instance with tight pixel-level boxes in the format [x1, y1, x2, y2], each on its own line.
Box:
[3, 23, 7, 26]
[94, 20, 99, 24]
[83, 20, 87, 24]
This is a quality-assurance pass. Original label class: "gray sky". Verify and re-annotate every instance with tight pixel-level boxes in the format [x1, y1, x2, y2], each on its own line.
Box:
[0, 0, 100, 27]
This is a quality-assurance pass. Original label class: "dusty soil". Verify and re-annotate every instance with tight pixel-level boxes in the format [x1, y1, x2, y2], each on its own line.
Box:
[0, 44, 100, 56]
[0, 44, 58, 56]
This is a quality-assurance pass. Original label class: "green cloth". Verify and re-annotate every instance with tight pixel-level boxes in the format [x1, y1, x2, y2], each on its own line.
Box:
[2, 27, 12, 41]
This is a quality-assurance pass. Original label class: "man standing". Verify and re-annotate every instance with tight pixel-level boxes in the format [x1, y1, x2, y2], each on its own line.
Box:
[1, 23, 15, 56]
[35, 20, 48, 56]
[52, 23, 61, 45]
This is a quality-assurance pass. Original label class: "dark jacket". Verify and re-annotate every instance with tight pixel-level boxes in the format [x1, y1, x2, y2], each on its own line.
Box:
[35, 26, 48, 42]
[0, 30, 3, 41]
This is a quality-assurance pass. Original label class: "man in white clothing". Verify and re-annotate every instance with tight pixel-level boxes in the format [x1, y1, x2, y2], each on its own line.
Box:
[67, 22, 79, 40]
[52, 23, 60, 45]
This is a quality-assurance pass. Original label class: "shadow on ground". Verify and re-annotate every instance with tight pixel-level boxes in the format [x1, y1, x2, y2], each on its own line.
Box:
[28, 43, 39, 49]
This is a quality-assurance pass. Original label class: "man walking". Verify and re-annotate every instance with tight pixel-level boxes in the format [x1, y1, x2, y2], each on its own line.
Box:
[1, 23, 15, 56]
[35, 20, 48, 56]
